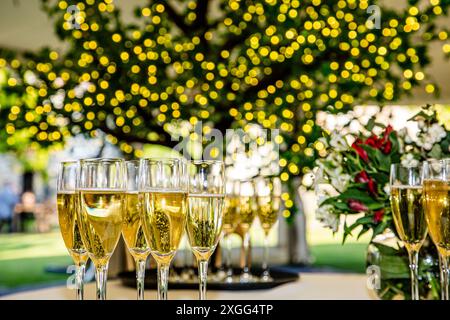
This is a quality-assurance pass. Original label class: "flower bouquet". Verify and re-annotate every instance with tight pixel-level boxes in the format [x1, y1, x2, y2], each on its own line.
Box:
[315, 105, 450, 300]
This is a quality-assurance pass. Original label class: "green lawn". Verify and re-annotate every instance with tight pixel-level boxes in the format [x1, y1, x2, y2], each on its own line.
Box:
[0, 231, 368, 293]
[0, 231, 71, 291]
[310, 243, 368, 273]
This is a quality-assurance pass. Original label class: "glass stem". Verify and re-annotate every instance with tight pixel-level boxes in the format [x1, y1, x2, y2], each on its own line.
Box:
[95, 263, 108, 300]
[75, 263, 85, 300]
[242, 231, 251, 276]
[226, 234, 233, 278]
[157, 263, 170, 300]
[136, 259, 146, 300]
[262, 234, 270, 279]
[407, 250, 419, 300]
[440, 254, 449, 300]
[198, 260, 208, 300]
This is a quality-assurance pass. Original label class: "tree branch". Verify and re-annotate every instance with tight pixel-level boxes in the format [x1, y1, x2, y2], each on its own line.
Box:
[194, 0, 210, 29]
[156, 0, 188, 33]
[97, 121, 177, 148]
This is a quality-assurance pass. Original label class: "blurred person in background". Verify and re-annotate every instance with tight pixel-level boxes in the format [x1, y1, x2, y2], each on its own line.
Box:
[0, 182, 19, 233]
[15, 191, 37, 232]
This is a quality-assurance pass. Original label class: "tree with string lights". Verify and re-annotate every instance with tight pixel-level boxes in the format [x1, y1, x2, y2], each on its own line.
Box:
[0, 0, 449, 259]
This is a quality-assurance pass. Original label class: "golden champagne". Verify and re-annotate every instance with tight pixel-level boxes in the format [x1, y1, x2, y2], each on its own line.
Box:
[238, 196, 257, 231]
[122, 192, 150, 261]
[57, 192, 88, 265]
[141, 191, 187, 265]
[423, 180, 450, 256]
[222, 196, 240, 234]
[257, 195, 282, 236]
[78, 190, 125, 266]
[186, 194, 225, 261]
[390, 186, 427, 252]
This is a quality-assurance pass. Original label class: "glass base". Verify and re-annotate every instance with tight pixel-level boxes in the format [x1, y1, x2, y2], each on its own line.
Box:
[260, 274, 273, 282]
[240, 272, 257, 283]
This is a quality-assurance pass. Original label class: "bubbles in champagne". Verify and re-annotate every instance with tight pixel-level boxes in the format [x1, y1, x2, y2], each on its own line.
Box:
[186, 194, 225, 261]
[78, 190, 125, 266]
[57, 192, 88, 265]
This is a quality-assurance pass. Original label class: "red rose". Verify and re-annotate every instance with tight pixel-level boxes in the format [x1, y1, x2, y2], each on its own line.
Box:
[381, 140, 392, 154]
[351, 139, 369, 162]
[382, 125, 394, 142]
[348, 199, 368, 212]
[374, 209, 384, 223]
[380, 125, 394, 154]
[365, 135, 383, 149]
[355, 171, 378, 196]
[355, 171, 370, 183]
[367, 179, 378, 196]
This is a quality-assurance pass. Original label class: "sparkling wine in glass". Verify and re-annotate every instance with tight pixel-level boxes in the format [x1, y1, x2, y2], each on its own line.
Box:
[122, 160, 151, 300]
[139, 158, 188, 300]
[77, 158, 126, 300]
[238, 179, 258, 283]
[255, 176, 282, 282]
[221, 180, 240, 283]
[57, 161, 88, 300]
[186, 160, 225, 300]
[390, 163, 427, 300]
[423, 159, 450, 300]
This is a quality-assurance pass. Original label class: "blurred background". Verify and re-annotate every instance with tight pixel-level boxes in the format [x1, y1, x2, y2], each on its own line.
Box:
[0, 0, 449, 295]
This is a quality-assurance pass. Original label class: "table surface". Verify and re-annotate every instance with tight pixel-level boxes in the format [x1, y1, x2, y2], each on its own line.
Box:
[1, 272, 375, 300]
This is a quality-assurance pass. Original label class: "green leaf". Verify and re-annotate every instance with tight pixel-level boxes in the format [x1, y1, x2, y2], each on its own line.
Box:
[372, 242, 400, 256]
[334, 201, 350, 211]
[366, 117, 376, 131]
[428, 144, 442, 159]
[367, 202, 387, 210]
[407, 110, 432, 122]
[337, 188, 375, 203]
[379, 255, 410, 279]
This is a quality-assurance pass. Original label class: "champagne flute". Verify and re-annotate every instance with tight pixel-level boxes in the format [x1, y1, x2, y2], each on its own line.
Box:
[222, 180, 240, 283]
[238, 179, 258, 283]
[122, 160, 151, 300]
[423, 159, 450, 300]
[390, 164, 427, 300]
[77, 158, 126, 300]
[186, 160, 225, 300]
[57, 161, 88, 300]
[139, 158, 188, 300]
[255, 176, 282, 282]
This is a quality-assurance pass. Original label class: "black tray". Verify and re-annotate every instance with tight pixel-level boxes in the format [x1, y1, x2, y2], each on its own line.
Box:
[118, 267, 299, 291]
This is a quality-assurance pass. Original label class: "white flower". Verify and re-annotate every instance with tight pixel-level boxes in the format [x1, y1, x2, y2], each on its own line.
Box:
[316, 204, 340, 232]
[302, 172, 315, 188]
[397, 128, 407, 138]
[429, 123, 447, 141]
[404, 135, 413, 144]
[417, 120, 426, 129]
[329, 133, 349, 152]
[330, 173, 351, 193]
[423, 142, 433, 151]
[401, 153, 419, 167]
[383, 184, 391, 196]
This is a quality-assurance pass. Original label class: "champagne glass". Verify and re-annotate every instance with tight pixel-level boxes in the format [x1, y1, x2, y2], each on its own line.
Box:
[122, 160, 151, 300]
[222, 180, 240, 283]
[238, 179, 258, 283]
[186, 160, 225, 300]
[139, 158, 188, 300]
[423, 159, 450, 300]
[255, 176, 282, 282]
[57, 161, 88, 300]
[77, 158, 126, 300]
[390, 164, 427, 300]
